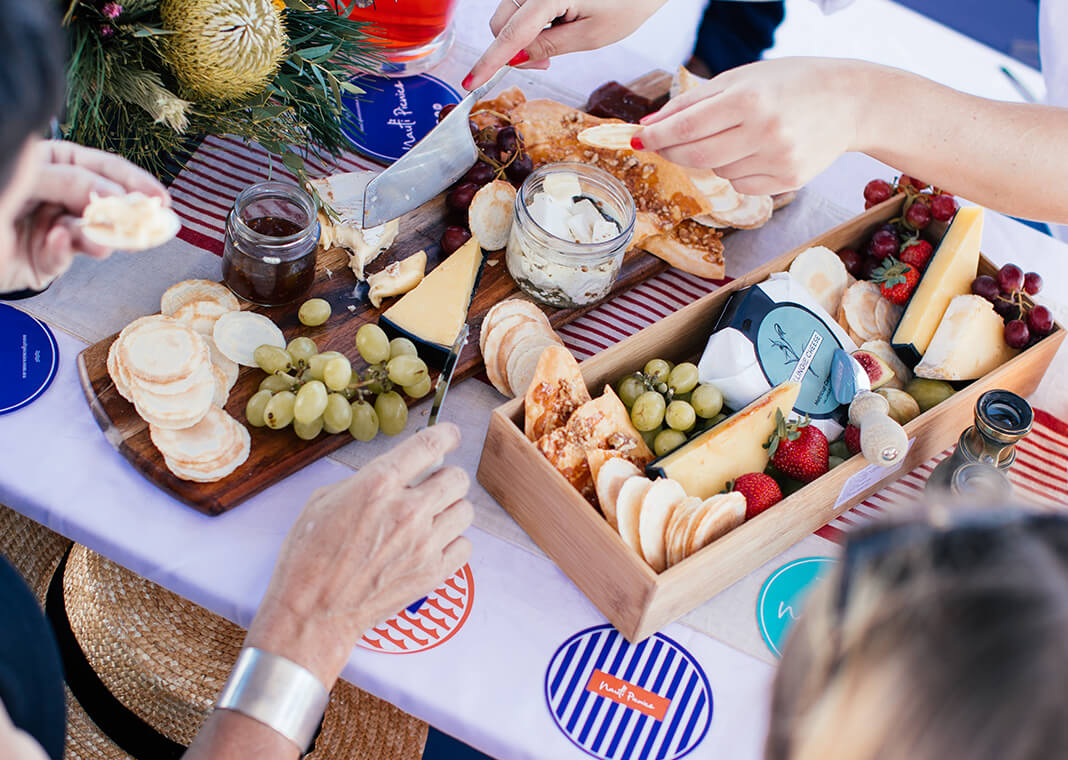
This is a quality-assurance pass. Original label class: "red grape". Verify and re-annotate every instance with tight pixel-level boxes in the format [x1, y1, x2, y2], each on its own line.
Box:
[930, 194, 957, 221]
[446, 182, 478, 212]
[463, 162, 496, 186]
[899, 175, 928, 191]
[1024, 271, 1043, 296]
[857, 256, 880, 281]
[870, 228, 900, 259]
[996, 263, 1024, 294]
[837, 247, 864, 279]
[904, 200, 932, 229]
[971, 275, 1000, 302]
[863, 179, 893, 206]
[1027, 305, 1054, 336]
[994, 296, 1023, 322]
[496, 126, 519, 158]
[437, 103, 458, 123]
[1004, 320, 1030, 349]
[505, 153, 534, 185]
[441, 225, 472, 255]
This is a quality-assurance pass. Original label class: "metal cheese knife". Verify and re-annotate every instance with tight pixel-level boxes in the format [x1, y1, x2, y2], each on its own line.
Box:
[831, 349, 908, 467]
[361, 67, 511, 229]
[427, 324, 469, 428]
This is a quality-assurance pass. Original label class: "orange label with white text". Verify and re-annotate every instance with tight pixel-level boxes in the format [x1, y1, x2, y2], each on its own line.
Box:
[584, 669, 671, 721]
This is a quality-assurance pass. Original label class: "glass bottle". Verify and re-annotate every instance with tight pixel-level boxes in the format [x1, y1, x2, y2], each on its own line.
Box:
[925, 390, 1033, 494]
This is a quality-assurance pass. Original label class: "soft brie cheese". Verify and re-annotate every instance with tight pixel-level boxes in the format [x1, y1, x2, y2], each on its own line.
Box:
[892, 206, 983, 363]
[380, 236, 483, 350]
[367, 250, 426, 308]
[309, 171, 400, 280]
[914, 295, 1018, 380]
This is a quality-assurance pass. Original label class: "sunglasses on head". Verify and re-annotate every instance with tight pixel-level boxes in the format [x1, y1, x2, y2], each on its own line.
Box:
[834, 511, 1068, 616]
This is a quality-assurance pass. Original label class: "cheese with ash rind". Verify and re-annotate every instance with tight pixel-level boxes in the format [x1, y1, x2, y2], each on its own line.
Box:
[892, 206, 983, 364]
[914, 295, 1019, 380]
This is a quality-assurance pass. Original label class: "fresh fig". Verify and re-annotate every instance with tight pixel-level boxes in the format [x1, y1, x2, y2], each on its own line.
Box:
[904, 378, 955, 412]
[859, 340, 911, 390]
[875, 388, 921, 425]
[851, 349, 895, 390]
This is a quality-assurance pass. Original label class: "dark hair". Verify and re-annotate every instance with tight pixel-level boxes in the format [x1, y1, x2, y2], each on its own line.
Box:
[0, 0, 66, 188]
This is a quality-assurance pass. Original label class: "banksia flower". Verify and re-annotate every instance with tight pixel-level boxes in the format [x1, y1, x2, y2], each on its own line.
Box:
[101, 3, 123, 19]
[160, 0, 288, 102]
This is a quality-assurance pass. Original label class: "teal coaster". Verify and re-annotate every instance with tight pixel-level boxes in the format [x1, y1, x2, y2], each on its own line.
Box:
[757, 557, 836, 658]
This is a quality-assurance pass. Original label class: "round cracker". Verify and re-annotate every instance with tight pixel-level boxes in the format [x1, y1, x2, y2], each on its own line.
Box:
[709, 193, 773, 230]
[131, 359, 213, 398]
[131, 376, 214, 430]
[173, 299, 232, 336]
[480, 299, 548, 353]
[203, 336, 240, 392]
[211, 365, 230, 408]
[161, 279, 240, 316]
[506, 335, 561, 398]
[666, 497, 703, 568]
[469, 180, 517, 251]
[212, 311, 285, 367]
[638, 479, 687, 572]
[483, 316, 540, 396]
[595, 458, 642, 530]
[496, 321, 555, 397]
[577, 123, 641, 151]
[614, 476, 654, 556]
[81, 192, 181, 251]
[120, 321, 208, 385]
[164, 418, 250, 483]
[150, 406, 237, 467]
[688, 493, 746, 557]
[107, 339, 133, 401]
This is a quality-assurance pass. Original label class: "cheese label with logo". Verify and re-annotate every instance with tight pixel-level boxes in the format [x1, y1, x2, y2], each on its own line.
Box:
[892, 206, 983, 365]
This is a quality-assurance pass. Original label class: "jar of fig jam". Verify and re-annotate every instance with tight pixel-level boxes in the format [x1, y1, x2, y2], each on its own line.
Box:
[222, 182, 320, 306]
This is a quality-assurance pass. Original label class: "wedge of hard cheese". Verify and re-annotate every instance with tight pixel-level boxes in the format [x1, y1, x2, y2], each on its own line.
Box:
[648, 382, 801, 499]
[380, 236, 483, 361]
[892, 206, 983, 364]
[914, 295, 1018, 380]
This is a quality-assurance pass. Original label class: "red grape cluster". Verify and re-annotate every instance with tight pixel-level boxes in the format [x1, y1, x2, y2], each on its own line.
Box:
[438, 106, 534, 255]
[863, 175, 958, 223]
[971, 263, 1054, 349]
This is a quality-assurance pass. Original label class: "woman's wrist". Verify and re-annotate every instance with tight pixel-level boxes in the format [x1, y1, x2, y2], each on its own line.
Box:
[243, 603, 354, 691]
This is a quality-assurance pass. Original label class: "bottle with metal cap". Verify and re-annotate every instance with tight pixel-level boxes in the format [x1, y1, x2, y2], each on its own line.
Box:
[925, 390, 1033, 495]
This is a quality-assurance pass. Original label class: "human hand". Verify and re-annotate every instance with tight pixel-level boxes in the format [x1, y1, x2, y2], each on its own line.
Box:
[464, 0, 668, 89]
[245, 424, 473, 687]
[1, 140, 169, 292]
[636, 58, 869, 196]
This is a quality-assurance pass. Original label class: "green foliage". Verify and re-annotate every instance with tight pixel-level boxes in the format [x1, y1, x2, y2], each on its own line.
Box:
[60, 0, 381, 182]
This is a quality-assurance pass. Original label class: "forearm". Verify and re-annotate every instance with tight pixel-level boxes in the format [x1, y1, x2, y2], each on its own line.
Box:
[852, 63, 1068, 223]
[184, 710, 300, 760]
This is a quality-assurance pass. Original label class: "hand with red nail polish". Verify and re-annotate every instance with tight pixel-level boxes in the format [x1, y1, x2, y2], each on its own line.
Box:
[463, 0, 667, 90]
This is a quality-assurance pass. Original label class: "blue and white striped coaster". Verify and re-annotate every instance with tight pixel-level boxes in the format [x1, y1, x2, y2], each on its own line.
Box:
[545, 624, 712, 760]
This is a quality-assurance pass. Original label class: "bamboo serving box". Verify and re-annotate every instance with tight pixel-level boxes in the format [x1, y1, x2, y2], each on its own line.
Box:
[477, 196, 1065, 642]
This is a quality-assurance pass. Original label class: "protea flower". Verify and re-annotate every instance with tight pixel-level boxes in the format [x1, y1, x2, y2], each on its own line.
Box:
[160, 0, 288, 102]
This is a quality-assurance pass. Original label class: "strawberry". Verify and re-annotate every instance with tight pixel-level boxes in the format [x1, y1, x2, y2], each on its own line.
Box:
[732, 473, 783, 520]
[764, 411, 829, 483]
[872, 257, 921, 305]
[899, 239, 934, 272]
[843, 424, 862, 456]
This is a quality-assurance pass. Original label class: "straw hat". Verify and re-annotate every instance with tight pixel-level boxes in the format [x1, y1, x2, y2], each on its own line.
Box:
[0, 504, 71, 601]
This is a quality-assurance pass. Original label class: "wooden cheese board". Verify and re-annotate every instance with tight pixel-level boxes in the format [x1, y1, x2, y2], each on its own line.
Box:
[477, 195, 1065, 643]
[77, 73, 679, 515]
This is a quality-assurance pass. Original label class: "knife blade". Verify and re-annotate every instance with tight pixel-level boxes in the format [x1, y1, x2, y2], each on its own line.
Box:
[362, 67, 511, 228]
[427, 324, 469, 428]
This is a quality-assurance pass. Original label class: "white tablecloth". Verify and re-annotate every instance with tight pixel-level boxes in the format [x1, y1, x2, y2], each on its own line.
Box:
[3, 2, 1066, 759]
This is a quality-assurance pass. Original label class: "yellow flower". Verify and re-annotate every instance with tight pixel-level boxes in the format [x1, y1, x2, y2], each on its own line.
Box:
[272, 0, 285, 11]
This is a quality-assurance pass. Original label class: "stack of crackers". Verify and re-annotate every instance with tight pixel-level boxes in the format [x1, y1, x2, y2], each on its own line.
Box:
[480, 298, 565, 398]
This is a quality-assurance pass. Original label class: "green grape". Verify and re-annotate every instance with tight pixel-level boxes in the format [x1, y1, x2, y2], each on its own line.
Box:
[298, 298, 331, 327]
[323, 356, 353, 391]
[691, 384, 724, 419]
[245, 389, 273, 427]
[349, 400, 379, 442]
[665, 400, 696, 432]
[387, 355, 428, 387]
[294, 381, 328, 425]
[674, 391, 692, 405]
[254, 345, 292, 374]
[294, 417, 324, 440]
[631, 391, 666, 432]
[641, 427, 661, 450]
[667, 362, 700, 395]
[375, 391, 408, 436]
[644, 359, 671, 384]
[828, 440, 851, 461]
[616, 374, 646, 408]
[264, 391, 296, 429]
[259, 374, 295, 394]
[403, 374, 433, 399]
[828, 455, 846, 470]
[709, 412, 728, 426]
[356, 324, 391, 364]
[389, 337, 418, 359]
[307, 351, 345, 382]
[286, 337, 318, 363]
[323, 393, 353, 434]
[654, 429, 687, 457]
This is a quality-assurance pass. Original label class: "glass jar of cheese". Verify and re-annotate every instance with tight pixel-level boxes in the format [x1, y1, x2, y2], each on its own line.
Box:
[506, 163, 635, 309]
[222, 182, 320, 306]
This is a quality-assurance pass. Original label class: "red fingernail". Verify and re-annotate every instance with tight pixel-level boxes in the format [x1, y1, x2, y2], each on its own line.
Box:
[461, 73, 474, 90]
[508, 50, 531, 66]
[630, 135, 645, 151]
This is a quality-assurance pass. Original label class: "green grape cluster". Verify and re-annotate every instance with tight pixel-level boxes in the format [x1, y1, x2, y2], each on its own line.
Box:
[245, 324, 430, 442]
[616, 359, 727, 458]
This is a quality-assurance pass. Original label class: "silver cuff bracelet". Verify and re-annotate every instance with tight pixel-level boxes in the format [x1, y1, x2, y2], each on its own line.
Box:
[216, 647, 330, 752]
